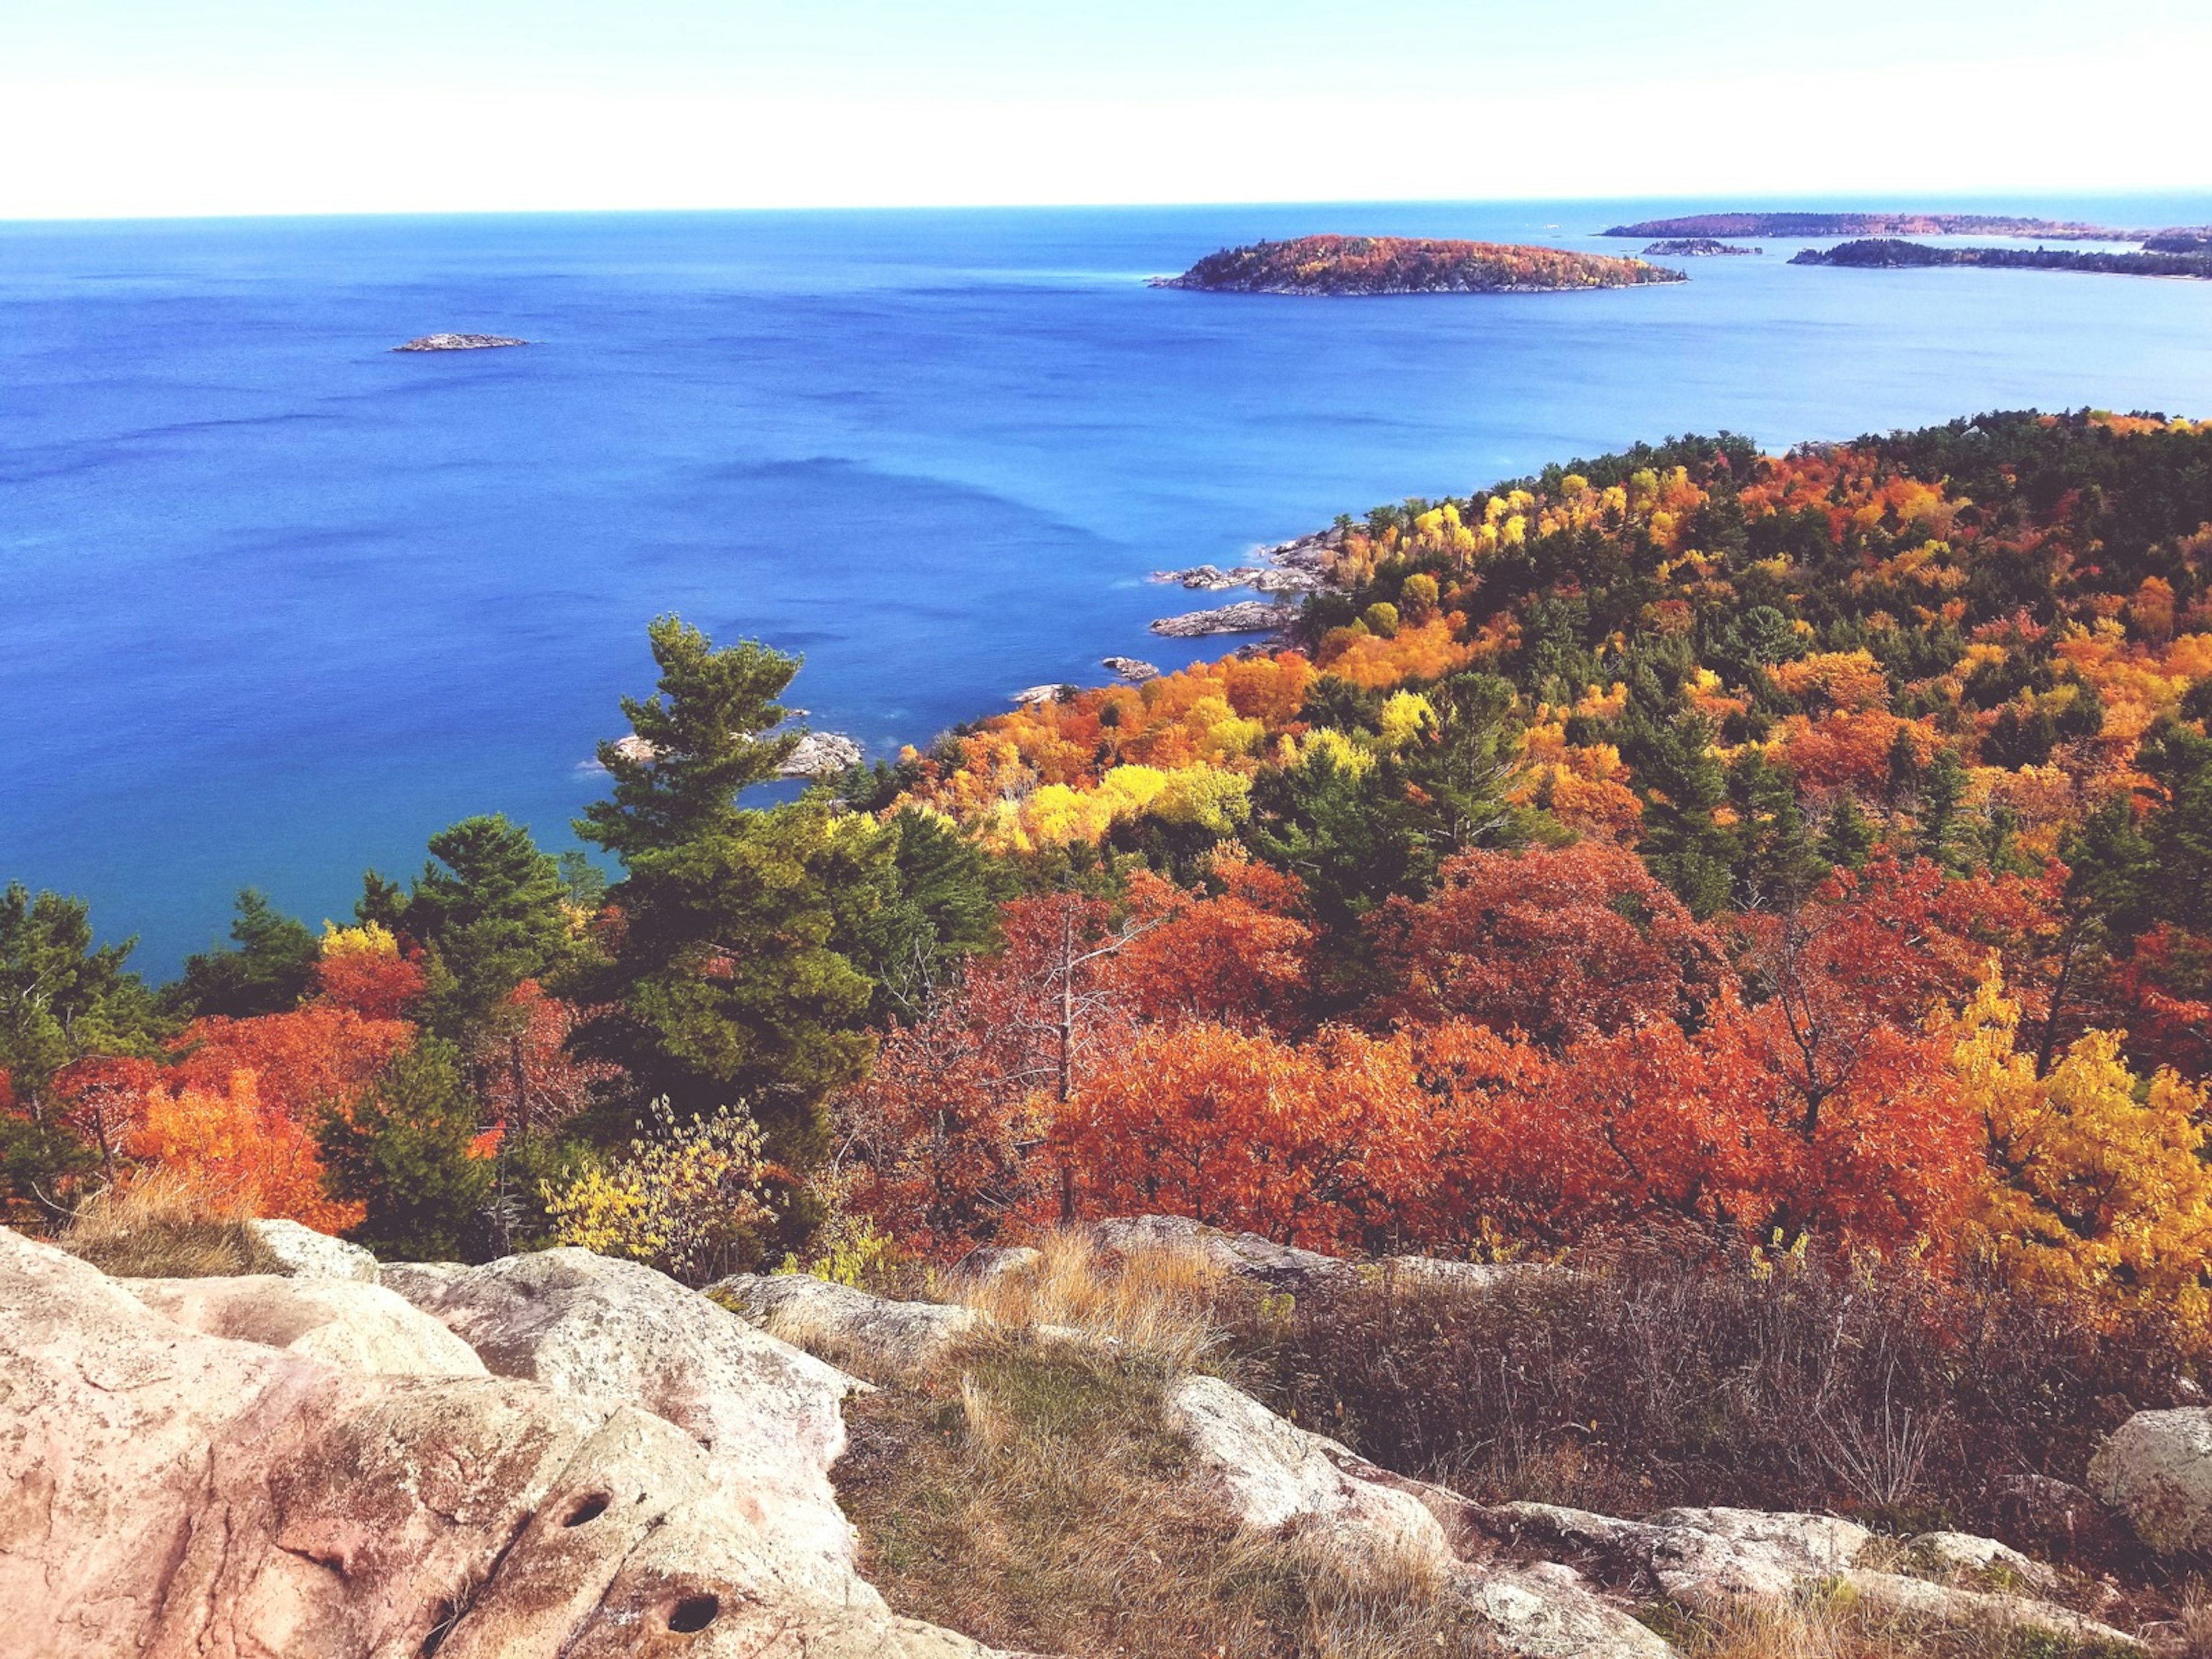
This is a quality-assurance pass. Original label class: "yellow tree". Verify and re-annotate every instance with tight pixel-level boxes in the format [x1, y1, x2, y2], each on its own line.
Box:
[1951, 965, 2212, 1332]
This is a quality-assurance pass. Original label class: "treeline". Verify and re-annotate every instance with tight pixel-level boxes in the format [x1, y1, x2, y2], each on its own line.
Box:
[6, 412, 2212, 1351]
[1794, 238, 2212, 279]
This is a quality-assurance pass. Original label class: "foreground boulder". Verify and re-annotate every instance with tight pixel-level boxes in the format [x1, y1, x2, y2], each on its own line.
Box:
[384, 1247, 869, 1600]
[1489, 1501, 2138, 1647]
[124, 1274, 487, 1375]
[2090, 1407, 2212, 1553]
[248, 1217, 381, 1281]
[0, 1229, 1002, 1658]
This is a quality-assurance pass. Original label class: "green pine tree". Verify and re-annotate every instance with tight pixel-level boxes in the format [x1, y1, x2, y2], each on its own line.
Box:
[573, 618, 883, 1161]
[317, 1037, 492, 1261]
[164, 889, 318, 1019]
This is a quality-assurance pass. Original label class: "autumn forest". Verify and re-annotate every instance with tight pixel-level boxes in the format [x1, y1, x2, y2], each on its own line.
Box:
[7, 408, 2212, 1354]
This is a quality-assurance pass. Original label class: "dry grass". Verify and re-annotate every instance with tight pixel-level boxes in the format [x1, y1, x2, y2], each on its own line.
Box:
[56, 1168, 278, 1279]
[835, 1328, 1495, 1658]
[1671, 1586, 2143, 1659]
[1227, 1240, 2183, 1572]
[948, 1228, 1233, 1373]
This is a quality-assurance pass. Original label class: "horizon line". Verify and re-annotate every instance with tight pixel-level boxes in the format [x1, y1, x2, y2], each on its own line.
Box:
[8, 187, 2212, 230]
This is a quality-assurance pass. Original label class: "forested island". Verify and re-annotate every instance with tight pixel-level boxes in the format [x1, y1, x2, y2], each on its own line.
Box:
[1605, 211, 2150, 240]
[1642, 237, 1758, 256]
[1794, 238, 2212, 279]
[1154, 234, 1683, 295]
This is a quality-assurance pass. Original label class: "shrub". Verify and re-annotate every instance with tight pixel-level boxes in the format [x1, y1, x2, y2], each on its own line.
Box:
[1226, 1237, 2186, 1567]
[541, 1098, 774, 1285]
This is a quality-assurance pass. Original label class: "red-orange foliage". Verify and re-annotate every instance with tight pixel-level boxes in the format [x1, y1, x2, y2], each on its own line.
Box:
[170, 1005, 412, 1126]
[1115, 861, 1313, 1032]
[472, 980, 614, 1143]
[1374, 842, 1729, 1047]
[128, 1071, 365, 1234]
[315, 941, 426, 1021]
[1052, 1023, 1440, 1252]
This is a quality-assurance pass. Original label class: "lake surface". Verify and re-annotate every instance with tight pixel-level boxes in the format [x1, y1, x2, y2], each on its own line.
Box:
[8, 197, 2212, 975]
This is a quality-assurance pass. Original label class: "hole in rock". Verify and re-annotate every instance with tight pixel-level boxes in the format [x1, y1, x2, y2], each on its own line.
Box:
[666, 1592, 721, 1633]
[563, 1493, 611, 1528]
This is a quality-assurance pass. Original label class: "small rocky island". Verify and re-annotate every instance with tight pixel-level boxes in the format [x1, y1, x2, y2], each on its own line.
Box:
[1793, 238, 2212, 280]
[392, 333, 531, 352]
[1154, 235, 1683, 296]
[1642, 238, 1759, 257]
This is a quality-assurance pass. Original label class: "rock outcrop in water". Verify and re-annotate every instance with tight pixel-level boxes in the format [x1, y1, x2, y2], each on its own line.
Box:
[1149, 599, 1301, 638]
[392, 332, 531, 351]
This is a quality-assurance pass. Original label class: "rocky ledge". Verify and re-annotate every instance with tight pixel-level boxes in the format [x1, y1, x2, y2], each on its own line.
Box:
[393, 332, 531, 352]
[1150, 599, 1302, 639]
[3, 1212, 2184, 1658]
[1101, 656, 1161, 683]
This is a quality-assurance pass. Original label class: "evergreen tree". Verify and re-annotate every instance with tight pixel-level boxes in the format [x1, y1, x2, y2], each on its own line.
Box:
[573, 619, 882, 1158]
[1627, 710, 1734, 918]
[835, 807, 1006, 1024]
[1819, 796, 1880, 871]
[164, 889, 317, 1019]
[1916, 747, 1971, 871]
[1725, 749, 1820, 907]
[0, 886, 159, 1218]
[317, 1037, 492, 1260]
[402, 815, 581, 1043]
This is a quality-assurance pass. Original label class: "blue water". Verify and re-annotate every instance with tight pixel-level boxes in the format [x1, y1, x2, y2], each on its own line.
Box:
[9, 198, 2212, 975]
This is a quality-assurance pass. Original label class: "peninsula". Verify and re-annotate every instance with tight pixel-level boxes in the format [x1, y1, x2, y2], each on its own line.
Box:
[1604, 211, 2147, 241]
[1153, 235, 1683, 296]
[1792, 239, 2212, 279]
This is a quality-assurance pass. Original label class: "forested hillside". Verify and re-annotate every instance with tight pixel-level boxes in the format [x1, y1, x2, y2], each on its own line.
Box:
[7, 410, 2211, 1349]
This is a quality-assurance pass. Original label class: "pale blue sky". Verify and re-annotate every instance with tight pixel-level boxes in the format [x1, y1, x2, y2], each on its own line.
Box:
[5, 1, 2209, 216]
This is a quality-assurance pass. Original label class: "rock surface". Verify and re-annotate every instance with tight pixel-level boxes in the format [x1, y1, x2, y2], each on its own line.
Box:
[1149, 599, 1301, 638]
[1171, 1373, 1672, 1659]
[713, 1272, 981, 1385]
[392, 332, 529, 351]
[1086, 1212, 1351, 1289]
[249, 1216, 382, 1280]
[1486, 1499, 2138, 1647]
[2090, 1406, 2212, 1552]
[123, 1273, 488, 1376]
[779, 730, 864, 778]
[0, 1227, 1001, 1658]
[381, 1247, 873, 1600]
[1101, 656, 1161, 682]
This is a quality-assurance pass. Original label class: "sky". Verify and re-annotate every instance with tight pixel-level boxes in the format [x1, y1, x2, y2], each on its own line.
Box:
[3, 0, 2210, 218]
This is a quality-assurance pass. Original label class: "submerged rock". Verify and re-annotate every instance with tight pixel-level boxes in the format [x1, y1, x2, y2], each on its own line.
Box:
[779, 730, 863, 778]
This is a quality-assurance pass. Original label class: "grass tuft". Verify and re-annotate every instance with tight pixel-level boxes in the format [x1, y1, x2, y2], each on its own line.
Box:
[836, 1328, 1493, 1657]
[948, 1227, 1231, 1372]
[56, 1167, 279, 1279]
